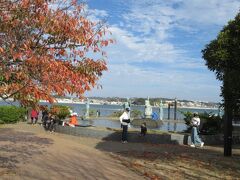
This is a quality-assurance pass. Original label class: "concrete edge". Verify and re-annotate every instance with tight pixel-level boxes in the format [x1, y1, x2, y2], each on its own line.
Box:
[55, 125, 240, 145]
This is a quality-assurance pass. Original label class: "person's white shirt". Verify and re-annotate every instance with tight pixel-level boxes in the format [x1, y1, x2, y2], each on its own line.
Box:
[191, 117, 200, 126]
[119, 111, 130, 126]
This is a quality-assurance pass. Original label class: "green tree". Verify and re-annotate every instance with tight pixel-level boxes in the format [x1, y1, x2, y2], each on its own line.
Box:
[132, 98, 145, 105]
[202, 12, 240, 156]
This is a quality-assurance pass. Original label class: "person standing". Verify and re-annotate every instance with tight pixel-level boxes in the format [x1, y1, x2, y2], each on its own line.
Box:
[30, 108, 39, 125]
[119, 108, 131, 143]
[41, 105, 48, 125]
[190, 113, 204, 148]
[96, 110, 101, 117]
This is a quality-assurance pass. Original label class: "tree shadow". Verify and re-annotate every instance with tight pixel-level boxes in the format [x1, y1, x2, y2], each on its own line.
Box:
[0, 128, 53, 172]
[101, 131, 182, 144]
[95, 131, 240, 179]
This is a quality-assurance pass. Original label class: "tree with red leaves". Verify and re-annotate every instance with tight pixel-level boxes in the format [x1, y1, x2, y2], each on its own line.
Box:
[0, 0, 112, 106]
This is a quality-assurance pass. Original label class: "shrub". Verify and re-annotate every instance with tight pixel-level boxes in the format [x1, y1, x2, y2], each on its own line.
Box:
[200, 113, 223, 135]
[89, 109, 97, 117]
[181, 111, 223, 134]
[131, 109, 143, 119]
[109, 109, 142, 119]
[50, 105, 70, 120]
[181, 111, 193, 126]
[0, 106, 27, 124]
[110, 110, 123, 117]
[81, 109, 97, 117]
[180, 111, 193, 132]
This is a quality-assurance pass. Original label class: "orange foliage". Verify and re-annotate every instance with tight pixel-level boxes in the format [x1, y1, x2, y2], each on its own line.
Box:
[0, 0, 113, 106]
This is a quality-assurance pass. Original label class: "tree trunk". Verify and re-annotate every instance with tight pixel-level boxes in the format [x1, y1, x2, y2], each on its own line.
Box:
[223, 71, 233, 156]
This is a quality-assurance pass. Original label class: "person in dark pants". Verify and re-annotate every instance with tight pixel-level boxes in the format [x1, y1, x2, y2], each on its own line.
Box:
[30, 108, 39, 124]
[48, 114, 58, 133]
[42, 112, 49, 130]
[119, 108, 131, 143]
[140, 122, 147, 136]
[41, 106, 48, 126]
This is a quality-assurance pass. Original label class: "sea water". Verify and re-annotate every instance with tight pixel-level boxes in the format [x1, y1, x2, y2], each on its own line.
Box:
[0, 101, 218, 132]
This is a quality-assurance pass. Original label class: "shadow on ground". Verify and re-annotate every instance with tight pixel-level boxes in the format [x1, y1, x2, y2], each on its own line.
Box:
[95, 131, 240, 179]
[0, 128, 53, 172]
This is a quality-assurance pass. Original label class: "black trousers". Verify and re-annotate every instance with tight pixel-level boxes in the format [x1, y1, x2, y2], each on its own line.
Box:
[31, 117, 38, 124]
[49, 121, 56, 132]
[141, 127, 147, 136]
[122, 125, 128, 141]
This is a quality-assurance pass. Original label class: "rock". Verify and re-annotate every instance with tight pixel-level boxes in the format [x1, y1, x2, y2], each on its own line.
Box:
[131, 119, 163, 128]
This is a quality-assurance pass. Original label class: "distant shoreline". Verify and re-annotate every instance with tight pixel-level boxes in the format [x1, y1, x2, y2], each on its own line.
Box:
[0, 99, 218, 110]
[48, 100, 218, 110]
[175, 106, 218, 110]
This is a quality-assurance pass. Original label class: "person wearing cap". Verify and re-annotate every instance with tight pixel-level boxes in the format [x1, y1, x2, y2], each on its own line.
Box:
[190, 112, 204, 148]
[119, 108, 131, 143]
[69, 112, 78, 127]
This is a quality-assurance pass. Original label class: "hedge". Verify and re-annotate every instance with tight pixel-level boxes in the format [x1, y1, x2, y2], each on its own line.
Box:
[0, 106, 27, 124]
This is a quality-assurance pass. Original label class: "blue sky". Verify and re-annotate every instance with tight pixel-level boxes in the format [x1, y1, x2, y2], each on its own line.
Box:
[83, 0, 240, 102]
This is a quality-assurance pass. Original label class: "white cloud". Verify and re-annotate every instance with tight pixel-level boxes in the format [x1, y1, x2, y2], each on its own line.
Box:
[124, 0, 240, 28]
[176, 0, 240, 25]
[107, 26, 185, 64]
[86, 64, 221, 101]
[85, 6, 109, 22]
[87, 0, 240, 101]
[105, 0, 240, 65]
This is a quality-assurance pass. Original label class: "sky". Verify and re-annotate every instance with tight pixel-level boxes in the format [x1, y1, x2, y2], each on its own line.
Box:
[83, 0, 240, 102]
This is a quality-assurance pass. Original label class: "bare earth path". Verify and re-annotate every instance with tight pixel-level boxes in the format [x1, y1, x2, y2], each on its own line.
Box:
[0, 123, 240, 180]
[0, 123, 145, 180]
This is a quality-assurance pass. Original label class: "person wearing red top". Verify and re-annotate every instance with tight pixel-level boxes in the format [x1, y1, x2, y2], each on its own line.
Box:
[31, 109, 39, 124]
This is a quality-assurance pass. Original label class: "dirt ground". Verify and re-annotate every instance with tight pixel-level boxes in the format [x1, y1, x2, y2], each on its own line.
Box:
[0, 123, 240, 180]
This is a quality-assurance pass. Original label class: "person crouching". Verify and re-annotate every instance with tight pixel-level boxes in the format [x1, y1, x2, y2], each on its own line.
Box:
[119, 108, 131, 143]
[68, 113, 78, 127]
[140, 122, 147, 136]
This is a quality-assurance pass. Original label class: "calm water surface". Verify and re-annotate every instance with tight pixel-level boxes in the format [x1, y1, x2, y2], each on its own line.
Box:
[0, 101, 218, 132]
[79, 119, 187, 132]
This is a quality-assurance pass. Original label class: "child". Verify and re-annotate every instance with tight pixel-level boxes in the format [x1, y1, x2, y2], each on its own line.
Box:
[140, 122, 147, 136]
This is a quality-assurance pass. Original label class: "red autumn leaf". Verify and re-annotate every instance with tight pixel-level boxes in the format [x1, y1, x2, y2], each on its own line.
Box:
[0, 0, 112, 107]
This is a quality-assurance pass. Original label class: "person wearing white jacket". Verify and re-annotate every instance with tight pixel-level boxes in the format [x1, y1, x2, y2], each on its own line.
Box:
[190, 113, 204, 148]
[119, 108, 131, 143]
